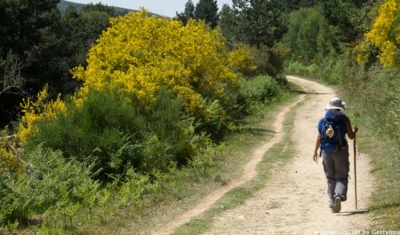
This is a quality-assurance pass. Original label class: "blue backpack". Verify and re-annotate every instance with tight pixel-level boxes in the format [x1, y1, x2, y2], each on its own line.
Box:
[318, 110, 347, 152]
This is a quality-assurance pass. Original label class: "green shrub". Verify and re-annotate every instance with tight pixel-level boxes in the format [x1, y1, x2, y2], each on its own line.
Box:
[24, 89, 146, 181]
[284, 55, 351, 85]
[242, 75, 280, 103]
[0, 145, 100, 227]
[24, 88, 206, 182]
[248, 45, 288, 77]
[231, 74, 286, 121]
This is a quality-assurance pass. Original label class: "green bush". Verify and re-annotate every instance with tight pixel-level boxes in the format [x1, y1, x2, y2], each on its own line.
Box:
[24, 88, 205, 181]
[0, 145, 100, 227]
[343, 65, 400, 148]
[231, 74, 286, 121]
[282, 7, 337, 64]
[24, 89, 146, 182]
[285, 60, 318, 78]
[284, 55, 351, 85]
[242, 75, 280, 103]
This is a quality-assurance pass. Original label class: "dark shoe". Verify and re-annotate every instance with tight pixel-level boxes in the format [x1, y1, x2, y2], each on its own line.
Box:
[332, 196, 341, 213]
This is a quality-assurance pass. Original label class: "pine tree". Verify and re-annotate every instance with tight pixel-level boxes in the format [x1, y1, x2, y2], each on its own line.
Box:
[220, 0, 286, 48]
[195, 0, 219, 29]
[175, 0, 196, 26]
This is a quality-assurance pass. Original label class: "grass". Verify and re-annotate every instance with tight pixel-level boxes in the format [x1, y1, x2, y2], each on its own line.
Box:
[337, 66, 400, 230]
[351, 124, 400, 229]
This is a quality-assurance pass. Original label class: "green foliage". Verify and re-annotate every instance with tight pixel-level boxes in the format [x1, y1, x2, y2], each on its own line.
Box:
[195, 0, 219, 29]
[282, 7, 337, 63]
[272, 0, 317, 13]
[249, 44, 290, 77]
[219, 1, 289, 77]
[175, 0, 219, 28]
[319, 0, 374, 43]
[233, 74, 286, 119]
[39, 5, 111, 94]
[241, 75, 281, 104]
[343, 65, 400, 146]
[284, 54, 354, 85]
[0, 145, 100, 226]
[0, 141, 221, 232]
[0, 0, 60, 126]
[1, 72, 287, 232]
[0, 0, 118, 127]
[338, 64, 400, 229]
[25, 89, 145, 181]
[0, 2, 294, 233]
[23, 87, 205, 182]
[175, 0, 196, 26]
[285, 60, 319, 77]
[218, 4, 239, 47]
[137, 88, 204, 172]
[220, 0, 286, 48]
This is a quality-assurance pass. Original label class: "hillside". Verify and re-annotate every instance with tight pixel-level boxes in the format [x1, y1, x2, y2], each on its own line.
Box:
[57, 0, 137, 15]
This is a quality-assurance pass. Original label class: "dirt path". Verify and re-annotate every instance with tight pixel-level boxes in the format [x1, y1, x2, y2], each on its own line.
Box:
[152, 76, 374, 235]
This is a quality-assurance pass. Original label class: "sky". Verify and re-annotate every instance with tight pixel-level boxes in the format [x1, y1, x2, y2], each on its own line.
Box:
[69, 0, 232, 18]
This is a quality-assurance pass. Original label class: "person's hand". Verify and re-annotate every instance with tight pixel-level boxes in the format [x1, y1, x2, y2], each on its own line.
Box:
[313, 152, 318, 162]
[353, 125, 358, 133]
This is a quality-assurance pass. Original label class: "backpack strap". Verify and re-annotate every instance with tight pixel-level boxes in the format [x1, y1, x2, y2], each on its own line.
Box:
[337, 121, 342, 147]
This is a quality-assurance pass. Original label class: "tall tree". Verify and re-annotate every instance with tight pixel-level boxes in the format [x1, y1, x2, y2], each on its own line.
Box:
[221, 0, 286, 48]
[219, 4, 241, 46]
[0, 0, 60, 127]
[246, 0, 285, 48]
[282, 7, 336, 63]
[272, 0, 317, 13]
[195, 0, 219, 29]
[0, 1, 114, 127]
[318, 0, 376, 43]
[175, 0, 196, 26]
[36, 5, 111, 94]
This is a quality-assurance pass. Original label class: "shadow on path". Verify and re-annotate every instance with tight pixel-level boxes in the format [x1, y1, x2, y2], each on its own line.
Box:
[291, 89, 334, 95]
[340, 210, 370, 216]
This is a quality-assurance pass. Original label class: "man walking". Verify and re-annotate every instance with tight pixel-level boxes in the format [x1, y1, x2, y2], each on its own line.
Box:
[313, 97, 358, 213]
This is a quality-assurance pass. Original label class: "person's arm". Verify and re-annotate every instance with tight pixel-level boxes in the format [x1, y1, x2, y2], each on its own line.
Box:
[344, 116, 358, 140]
[313, 133, 321, 162]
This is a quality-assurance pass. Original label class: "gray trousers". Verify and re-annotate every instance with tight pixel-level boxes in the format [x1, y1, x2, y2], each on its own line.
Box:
[322, 147, 349, 206]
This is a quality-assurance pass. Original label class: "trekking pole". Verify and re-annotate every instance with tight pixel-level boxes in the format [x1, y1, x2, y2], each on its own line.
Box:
[354, 133, 358, 210]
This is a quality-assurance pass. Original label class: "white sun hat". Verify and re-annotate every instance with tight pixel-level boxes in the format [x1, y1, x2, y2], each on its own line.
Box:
[325, 97, 346, 111]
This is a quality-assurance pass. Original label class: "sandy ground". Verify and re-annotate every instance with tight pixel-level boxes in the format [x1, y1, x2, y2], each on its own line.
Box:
[152, 76, 374, 235]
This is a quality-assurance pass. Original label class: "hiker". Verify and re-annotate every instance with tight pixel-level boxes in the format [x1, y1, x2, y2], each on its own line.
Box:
[313, 97, 358, 213]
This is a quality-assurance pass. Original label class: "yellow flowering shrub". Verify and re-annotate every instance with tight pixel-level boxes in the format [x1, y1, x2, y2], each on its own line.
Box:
[0, 147, 24, 173]
[18, 10, 250, 148]
[18, 85, 67, 143]
[71, 10, 240, 123]
[353, 41, 372, 65]
[364, 0, 400, 68]
[0, 128, 25, 173]
[228, 43, 257, 75]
